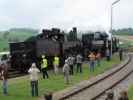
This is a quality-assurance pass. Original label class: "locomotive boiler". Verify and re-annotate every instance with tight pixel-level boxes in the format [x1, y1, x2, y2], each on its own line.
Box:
[9, 28, 119, 73]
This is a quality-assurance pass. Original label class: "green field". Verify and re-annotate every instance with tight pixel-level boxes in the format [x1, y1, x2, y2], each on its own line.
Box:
[128, 85, 133, 100]
[0, 54, 121, 100]
[0, 30, 37, 52]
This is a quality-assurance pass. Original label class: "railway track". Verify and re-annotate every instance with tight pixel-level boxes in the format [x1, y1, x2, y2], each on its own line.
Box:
[54, 54, 133, 100]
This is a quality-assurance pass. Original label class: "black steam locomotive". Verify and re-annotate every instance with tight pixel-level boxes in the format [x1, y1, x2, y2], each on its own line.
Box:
[82, 32, 119, 58]
[9, 28, 119, 73]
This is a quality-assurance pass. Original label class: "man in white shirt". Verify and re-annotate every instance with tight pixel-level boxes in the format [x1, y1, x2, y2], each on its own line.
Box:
[28, 63, 40, 96]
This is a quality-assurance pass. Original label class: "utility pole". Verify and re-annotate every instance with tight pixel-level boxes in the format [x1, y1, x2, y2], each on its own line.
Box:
[110, 0, 120, 57]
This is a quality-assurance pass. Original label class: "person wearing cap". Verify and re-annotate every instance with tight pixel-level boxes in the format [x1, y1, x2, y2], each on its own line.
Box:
[63, 59, 70, 84]
[53, 56, 59, 74]
[41, 55, 49, 79]
[28, 63, 40, 97]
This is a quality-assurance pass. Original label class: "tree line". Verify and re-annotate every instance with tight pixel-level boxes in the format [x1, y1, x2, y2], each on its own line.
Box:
[112, 28, 133, 35]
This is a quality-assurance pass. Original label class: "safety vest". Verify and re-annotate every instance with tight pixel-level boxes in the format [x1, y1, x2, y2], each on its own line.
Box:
[41, 59, 48, 69]
[53, 57, 59, 65]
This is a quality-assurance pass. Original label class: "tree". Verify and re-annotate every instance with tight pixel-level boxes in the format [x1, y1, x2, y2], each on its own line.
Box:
[3, 31, 10, 39]
[112, 28, 133, 35]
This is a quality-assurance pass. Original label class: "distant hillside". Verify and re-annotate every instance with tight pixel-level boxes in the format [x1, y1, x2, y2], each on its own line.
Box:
[112, 28, 133, 35]
[9, 28, 38, 34]
[0, 28, 38, 52]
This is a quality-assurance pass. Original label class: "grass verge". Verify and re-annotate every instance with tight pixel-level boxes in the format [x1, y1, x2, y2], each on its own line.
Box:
[128, 85, 133, 100]
[0, 54, 121, 100]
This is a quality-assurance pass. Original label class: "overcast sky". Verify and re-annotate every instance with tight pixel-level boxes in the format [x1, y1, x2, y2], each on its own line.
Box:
[0, 0, 132, 31]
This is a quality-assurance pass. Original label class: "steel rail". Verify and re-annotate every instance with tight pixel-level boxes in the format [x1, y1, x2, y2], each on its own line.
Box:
[59, 55, 131, 100]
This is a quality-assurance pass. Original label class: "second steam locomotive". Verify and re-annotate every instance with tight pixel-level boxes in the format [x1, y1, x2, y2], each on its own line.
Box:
[9, 27, 119, 72]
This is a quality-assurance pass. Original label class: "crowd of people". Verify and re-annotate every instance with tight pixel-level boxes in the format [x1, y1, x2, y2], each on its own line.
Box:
[0, 48, 125, 100]
[20, 52, 103, 97]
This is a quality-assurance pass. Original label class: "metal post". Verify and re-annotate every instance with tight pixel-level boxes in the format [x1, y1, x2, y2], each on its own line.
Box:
[110, 0, 120, 58]
[110, 6, 113, 57]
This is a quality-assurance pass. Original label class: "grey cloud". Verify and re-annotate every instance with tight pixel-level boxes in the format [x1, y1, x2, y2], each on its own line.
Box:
[0, 0, 132, 31]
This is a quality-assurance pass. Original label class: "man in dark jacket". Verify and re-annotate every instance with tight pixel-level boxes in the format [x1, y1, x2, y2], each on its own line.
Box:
[106, 49, 110, 61]
[119, 48, 123, 61]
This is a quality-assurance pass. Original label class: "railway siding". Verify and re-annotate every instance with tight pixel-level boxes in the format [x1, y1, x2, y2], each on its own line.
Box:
[53, 55, 130, 100]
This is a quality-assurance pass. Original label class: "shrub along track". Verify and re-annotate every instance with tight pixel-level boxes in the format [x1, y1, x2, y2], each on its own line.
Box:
[55, 54, 133, 100]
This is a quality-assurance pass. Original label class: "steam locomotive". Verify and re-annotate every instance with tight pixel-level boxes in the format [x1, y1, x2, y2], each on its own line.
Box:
[9, 27, 119, 72]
